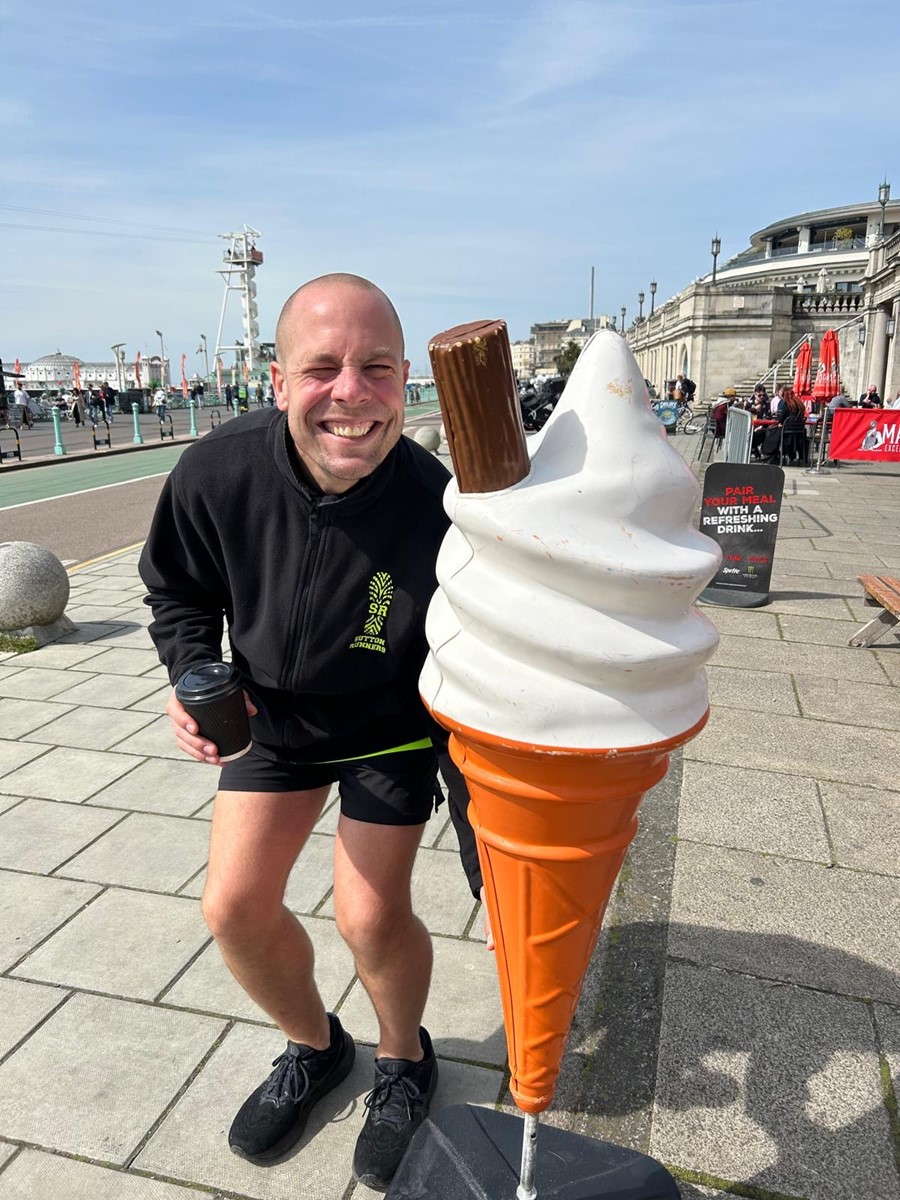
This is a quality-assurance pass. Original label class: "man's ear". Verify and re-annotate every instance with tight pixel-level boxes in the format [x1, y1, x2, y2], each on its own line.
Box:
[271, 361, 288, 411]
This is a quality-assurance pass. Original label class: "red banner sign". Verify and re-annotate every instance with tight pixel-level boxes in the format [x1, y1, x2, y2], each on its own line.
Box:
[830, 408, 900, 462]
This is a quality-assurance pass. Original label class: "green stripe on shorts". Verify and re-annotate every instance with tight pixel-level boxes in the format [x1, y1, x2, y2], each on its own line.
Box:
[316, 736, 433, 765]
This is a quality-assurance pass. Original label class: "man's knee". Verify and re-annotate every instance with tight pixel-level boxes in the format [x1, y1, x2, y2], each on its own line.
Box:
[333, 888, 414, 956]
[201, 881, 283, 945]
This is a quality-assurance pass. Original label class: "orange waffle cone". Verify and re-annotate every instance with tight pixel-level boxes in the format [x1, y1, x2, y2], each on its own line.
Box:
[438, 712, 708, 1115]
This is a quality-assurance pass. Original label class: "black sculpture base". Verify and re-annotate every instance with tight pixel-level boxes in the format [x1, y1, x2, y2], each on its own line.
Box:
[386, 1104, 680, 1199]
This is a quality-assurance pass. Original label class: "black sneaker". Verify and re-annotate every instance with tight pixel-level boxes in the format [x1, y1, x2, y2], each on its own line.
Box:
[228, 1013, 355, 1165]
[352, 1027, 438, 1191]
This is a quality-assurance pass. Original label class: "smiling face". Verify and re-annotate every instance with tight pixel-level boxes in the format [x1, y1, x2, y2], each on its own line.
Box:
[271, 279, 409, 493]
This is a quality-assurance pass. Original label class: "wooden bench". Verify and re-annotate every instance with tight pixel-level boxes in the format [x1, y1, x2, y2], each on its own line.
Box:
[849, 575, 900, 647]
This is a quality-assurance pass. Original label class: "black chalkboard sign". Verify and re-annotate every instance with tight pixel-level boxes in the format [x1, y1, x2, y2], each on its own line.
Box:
[698, 463, 785, 607]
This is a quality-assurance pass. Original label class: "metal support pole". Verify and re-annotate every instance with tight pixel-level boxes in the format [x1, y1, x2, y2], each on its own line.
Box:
[51, 406, 66, 456]
[131, 402, 144, 445]
[232, 399, 239, 419]
[516, 1113, 540, 1200]
[188, 398, 198, 437]
[805, 409, 832, 475]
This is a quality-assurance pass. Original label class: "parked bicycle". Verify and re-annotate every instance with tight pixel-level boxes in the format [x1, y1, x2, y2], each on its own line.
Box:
[676, 398, 703, 434]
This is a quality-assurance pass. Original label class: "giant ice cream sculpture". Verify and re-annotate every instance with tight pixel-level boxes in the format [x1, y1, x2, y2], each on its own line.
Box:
[420, 321, 721, 1147]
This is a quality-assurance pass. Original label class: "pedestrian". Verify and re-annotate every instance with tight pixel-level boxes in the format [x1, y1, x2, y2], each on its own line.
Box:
[70, 388, 85, 427]
[139, 273, 482, 1191]
[152, 386, 167, 423]
[255, 381, 264, 407]
[265, 382, 275, 406]
[12, 383, 32, 428]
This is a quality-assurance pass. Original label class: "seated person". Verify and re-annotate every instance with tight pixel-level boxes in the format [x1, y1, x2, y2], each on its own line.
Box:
[776, 388, 808, 464]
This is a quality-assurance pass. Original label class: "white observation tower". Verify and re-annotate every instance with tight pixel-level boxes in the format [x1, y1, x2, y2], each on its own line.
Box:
[214, 226, 263, 390]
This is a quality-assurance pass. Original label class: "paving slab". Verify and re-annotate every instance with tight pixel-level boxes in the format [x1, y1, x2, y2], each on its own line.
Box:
[338, 933, 506, 1066]
[64, 604, 132, 623]
[58, 812, 210, 892]
[0, 796, 21, 817]
[0, 740, 49, 781]
[0, 1143, 18, 1172]
[686, 705, 900, 790]
[651, 962, 899, 1200]
[0, 698, 76, 739]
[793, 673, 900, 730]
[161, 915, 355, 1021]
[708, 634, 887, 683]
[124, 684, 172, 714]
[0, 992, 224, 1164]
[0, 668, 97, 701]
[18, 643, 108, 670]
[669, 843, 900, 1004]
[0, 977, 68, 1060]
[50, 673, 163, 709]
[819, 782, 900, 877]
[678, 762, 829, 862]
[68, 647, 161, 677]
[58, 620, 128, 644]
[12, 887, 210, 1001]
[704, 664, 800, 716]
[875, 1004, 900, 1101]
[874, 647, 900, 685]
[771, 556, 833, 578]
[0, 1150, 212, 1199]
[23, 705, 157, 751]
[0, 799, 124, 873]
[777, 613, 862, 647]
[108, 715, 192, 759]
[0, 746, 145, 802]
[698, 608, 781, 640]
[0, 869, 100, 971]
[135, 1019, 503, 1200]
[86, 756, 218, 817]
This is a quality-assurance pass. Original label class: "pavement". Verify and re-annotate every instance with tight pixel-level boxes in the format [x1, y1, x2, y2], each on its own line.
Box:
[0, 437, 898, 1200]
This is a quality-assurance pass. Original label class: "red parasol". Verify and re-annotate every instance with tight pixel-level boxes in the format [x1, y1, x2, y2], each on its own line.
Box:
[793, 340, 812, 397]
[73, 361, 81, 390]
[812, 329, 840, 401]
[181, 354, 189, 399]
[14, 357, 21, 379]
[135, 351, 142, 389]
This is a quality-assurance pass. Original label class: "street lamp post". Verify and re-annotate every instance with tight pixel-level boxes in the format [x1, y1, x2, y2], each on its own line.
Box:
[110, 343, 125, 393]
[650, 280, 657, 316]
[711, 234, 721, 285]
[155, 330, 167, 390]
[621, 306, 627, 336]
[199, 334, 211, 385]
[637, 291, 645, 321]
[878, 179, 891, 239]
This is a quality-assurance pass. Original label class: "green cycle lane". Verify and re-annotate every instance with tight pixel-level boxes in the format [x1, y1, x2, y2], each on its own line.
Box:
[0, 445, 189, 509]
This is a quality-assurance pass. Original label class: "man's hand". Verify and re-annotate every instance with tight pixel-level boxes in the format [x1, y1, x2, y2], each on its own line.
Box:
[480, 886, 495, 953]
[165, 690, 257, 765]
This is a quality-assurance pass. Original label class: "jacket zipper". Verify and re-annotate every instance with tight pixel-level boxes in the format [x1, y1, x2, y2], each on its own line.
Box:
[290, 502, 330, 692]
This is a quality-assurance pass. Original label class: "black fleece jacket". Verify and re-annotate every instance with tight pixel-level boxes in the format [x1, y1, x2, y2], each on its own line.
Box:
[139, 409, 452, 759]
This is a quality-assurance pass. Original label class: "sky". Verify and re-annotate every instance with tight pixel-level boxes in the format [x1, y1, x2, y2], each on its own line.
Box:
[2, 0, 899, 378]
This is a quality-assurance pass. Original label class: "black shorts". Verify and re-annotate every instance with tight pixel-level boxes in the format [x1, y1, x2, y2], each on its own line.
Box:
[217, 741, 441, 827]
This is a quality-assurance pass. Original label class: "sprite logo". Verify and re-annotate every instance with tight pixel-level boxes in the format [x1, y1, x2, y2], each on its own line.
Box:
[350, 571, 394, 653]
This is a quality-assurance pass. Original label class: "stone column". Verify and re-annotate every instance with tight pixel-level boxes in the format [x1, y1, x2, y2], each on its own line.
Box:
[886, 298, 900, 401]
[797, 226, 811, 254]
[868, 307, 890, 397]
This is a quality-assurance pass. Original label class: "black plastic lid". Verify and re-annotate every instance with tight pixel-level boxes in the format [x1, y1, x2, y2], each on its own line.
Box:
[175, 661, 239, 701]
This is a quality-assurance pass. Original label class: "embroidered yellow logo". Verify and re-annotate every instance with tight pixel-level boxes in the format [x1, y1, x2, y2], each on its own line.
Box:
[349, 571, 394, 653]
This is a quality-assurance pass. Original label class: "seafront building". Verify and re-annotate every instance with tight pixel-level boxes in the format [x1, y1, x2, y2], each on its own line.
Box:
[17, 352, 165, 392]
[625, 196, 900, 402]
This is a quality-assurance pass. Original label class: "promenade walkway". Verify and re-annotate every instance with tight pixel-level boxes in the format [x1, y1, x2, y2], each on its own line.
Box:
[0, 446, 897, 1199]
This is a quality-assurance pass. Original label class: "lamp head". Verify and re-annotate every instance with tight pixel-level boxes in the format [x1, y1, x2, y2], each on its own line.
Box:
[878, 180, 891, 205]
[711, 235, 722, 256]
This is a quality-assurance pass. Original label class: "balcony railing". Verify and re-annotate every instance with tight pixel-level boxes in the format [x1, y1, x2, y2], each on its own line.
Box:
[793, 293, 863, 315]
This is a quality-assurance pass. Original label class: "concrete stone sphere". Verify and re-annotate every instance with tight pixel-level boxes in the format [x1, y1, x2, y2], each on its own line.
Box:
[0, 542, 70, 630]
[413, 427, 441, 453]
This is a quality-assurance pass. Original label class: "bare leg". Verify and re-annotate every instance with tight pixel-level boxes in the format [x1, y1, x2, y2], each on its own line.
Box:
[202, 787, 331, 1047]
[333, 816, 430, 1061]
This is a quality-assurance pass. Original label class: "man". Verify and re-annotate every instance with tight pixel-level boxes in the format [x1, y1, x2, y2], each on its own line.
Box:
[769, 385, 786, 418]
[139, 274, 480, 1190]
[12, 382, 32, 428]
[152, 386, 167, 423]
[889, 389, 900, 409]
[858, 384, 883, 408]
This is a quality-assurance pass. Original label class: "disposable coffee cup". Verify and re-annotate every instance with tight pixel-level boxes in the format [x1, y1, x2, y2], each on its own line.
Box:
[175, 662, 252, 761]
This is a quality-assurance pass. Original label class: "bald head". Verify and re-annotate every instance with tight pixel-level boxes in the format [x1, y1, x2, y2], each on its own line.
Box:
[274, 274, 404, 366]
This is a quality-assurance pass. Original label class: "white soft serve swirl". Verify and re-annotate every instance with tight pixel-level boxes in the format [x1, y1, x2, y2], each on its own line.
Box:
[420, 330, 722, 750]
